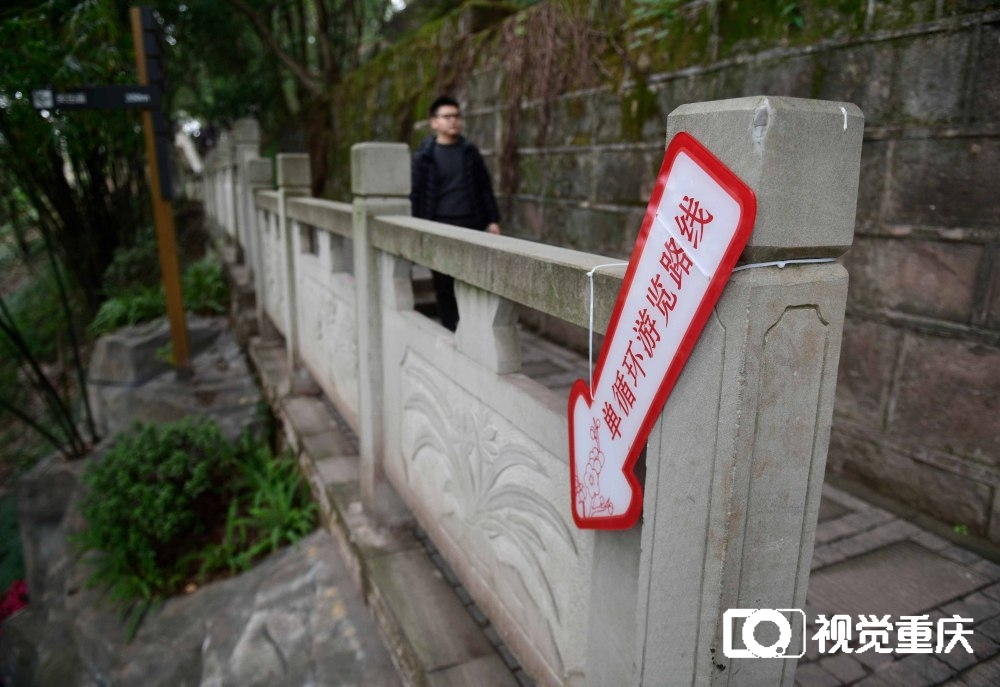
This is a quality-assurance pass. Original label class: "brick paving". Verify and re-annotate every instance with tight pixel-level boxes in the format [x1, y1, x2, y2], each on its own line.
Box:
[797, 484, 1000, 686]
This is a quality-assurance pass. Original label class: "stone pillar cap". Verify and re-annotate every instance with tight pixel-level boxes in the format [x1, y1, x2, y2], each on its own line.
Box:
[351, 142, 411, 197]
[246, 158, 274, 187]
[667, 96, 863, 261]
[231, 117, 261, 144]
[276, 153, 311, 190]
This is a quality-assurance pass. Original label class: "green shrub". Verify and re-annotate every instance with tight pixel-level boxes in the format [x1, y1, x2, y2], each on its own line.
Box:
[77, 417, 316, 637]
[77, 417, 236, 616]
[100, 230, 162, 297]
[88, 287, 166, 336]
[88, 253, 229, 337]
[181, 254, 229, 315]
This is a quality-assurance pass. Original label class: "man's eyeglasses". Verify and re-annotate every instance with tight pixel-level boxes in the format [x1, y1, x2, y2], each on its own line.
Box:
[435, 112, 462, 121]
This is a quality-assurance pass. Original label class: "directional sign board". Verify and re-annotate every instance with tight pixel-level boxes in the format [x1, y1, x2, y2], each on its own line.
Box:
[31, 86, 161, 111]
[568, 132, 757, 530]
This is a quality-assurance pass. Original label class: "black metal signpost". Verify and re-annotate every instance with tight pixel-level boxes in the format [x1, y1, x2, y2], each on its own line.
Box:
[31, 6, 190, 376]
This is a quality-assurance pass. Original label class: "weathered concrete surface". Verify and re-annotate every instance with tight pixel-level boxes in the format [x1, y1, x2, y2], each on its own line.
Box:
[87, 316, 264, 441]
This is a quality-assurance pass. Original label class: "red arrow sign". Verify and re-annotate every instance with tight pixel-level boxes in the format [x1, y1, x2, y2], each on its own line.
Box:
[568, 132, 757, 530]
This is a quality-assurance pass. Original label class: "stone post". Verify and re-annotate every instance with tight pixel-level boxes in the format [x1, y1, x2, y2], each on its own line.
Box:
[276, 154, 310, 369]
[217, 134, 237, 242]
[246, 158, 274, 331]
[232, 118, 262, 266]
[585, 97, 864, 686]
[351, 142, 411, 523]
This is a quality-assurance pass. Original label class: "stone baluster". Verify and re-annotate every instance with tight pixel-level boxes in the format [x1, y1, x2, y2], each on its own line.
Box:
[351, 142, 412, 523]
[276, 154, 310, 369]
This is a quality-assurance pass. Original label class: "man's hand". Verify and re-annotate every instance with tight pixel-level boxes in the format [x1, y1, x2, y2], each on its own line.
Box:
[487, 223, 500, 235]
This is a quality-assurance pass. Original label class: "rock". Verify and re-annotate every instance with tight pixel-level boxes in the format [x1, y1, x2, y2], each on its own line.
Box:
[87, 315, 224, 386]
[87, 316, 264, 441]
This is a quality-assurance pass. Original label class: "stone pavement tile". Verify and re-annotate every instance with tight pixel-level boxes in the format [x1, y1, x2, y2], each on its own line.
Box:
[844, 509, 898, 533]
[427, 655, 519, 687]
[947, 654, 1000, 686]
[315, 455, 359, 485]
[822, 483, 877, 512]
[972, 616, 1000, 643]
[978, 581, 1000, 602]
[819, 653, 868, 683]
[811, 544, 845, 570]
[808, 541, 990, 618]
[818, 521, 910, 565]
[870, 653, 954, 687]
[850, 676, 893, 687]
[937, 630, 999, 672]
[520, 359, 568, 379]
[818, 497, 850, 523]
[940, 545, 987, 567]
[816, 516, 866, 545]
[533, 370, 584, 392]
[367, 548, 495, 673]
[853, 648, 896, 673]
[301, 429, 356, 462]
[911, 530, 953, 553]
[940, 591, 1000, 626]
[971, 559, 1000, 579]
[282, 396, 335, 437]
[795, 661, 843, 686]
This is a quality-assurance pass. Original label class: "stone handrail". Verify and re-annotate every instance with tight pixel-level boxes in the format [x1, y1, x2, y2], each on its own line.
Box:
[202, 96, 863, 687]
[369, 215, 623, 332]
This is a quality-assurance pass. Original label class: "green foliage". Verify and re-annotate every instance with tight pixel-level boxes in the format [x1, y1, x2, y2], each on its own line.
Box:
[780, 2, 804, 30]
[100, 230, 163, 297]
[0, 234, 95, 458]
[0, 493, 25, 591]
[235, 443, 317, 556]
[77, 418, 236, 612]
[88, 288, 166, 337]
[77, 417, 317, 637]
[88, 252, 229, 336]
[628, 0, 682, 47]
[0, 0, 152, 311]
[181, 254, 229, 315]
[3, 263, 65, 361]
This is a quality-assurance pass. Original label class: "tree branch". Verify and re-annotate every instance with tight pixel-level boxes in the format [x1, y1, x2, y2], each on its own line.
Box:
[315, 0, 334, 78]
[224, 0, 324, 96]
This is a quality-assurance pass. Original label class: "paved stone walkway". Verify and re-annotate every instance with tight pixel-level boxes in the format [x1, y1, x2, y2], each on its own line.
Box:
[798, 483, 1000, 686]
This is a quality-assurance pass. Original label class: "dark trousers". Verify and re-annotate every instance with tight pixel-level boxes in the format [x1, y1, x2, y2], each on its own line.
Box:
[432, 214, 479, 332]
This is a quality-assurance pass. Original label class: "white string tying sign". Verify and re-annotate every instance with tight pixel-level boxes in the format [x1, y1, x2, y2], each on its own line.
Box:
[585, 257, 838, 401]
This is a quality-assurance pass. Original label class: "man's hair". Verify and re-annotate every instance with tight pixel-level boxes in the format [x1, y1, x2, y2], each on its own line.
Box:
[429, 96, 459, 117]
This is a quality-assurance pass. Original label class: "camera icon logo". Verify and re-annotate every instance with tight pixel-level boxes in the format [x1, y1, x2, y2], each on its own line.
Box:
[722, 608, 807, 658]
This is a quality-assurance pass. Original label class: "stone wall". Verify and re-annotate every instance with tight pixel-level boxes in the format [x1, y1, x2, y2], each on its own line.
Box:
[329, 2, 1000, 542]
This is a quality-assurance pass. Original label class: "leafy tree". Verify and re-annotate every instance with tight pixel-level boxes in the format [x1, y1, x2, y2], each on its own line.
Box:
[153, 0, 397, 196]
[0, 0, 152, 312]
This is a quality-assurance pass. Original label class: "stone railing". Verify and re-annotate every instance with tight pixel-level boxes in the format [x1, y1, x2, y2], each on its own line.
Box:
[201, 96, 863, 686]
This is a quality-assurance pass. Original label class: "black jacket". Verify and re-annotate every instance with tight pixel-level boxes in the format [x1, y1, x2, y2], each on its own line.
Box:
[410, 135, 500, 230]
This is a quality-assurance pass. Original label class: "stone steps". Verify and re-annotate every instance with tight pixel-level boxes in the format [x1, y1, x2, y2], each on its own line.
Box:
[248, 338, 527, 687]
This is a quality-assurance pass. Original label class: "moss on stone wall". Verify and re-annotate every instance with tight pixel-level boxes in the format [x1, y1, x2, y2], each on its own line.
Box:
[324, 0, 992, 201]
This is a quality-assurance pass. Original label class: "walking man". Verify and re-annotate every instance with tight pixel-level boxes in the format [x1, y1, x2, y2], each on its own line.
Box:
[411, 96, 501, 331]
